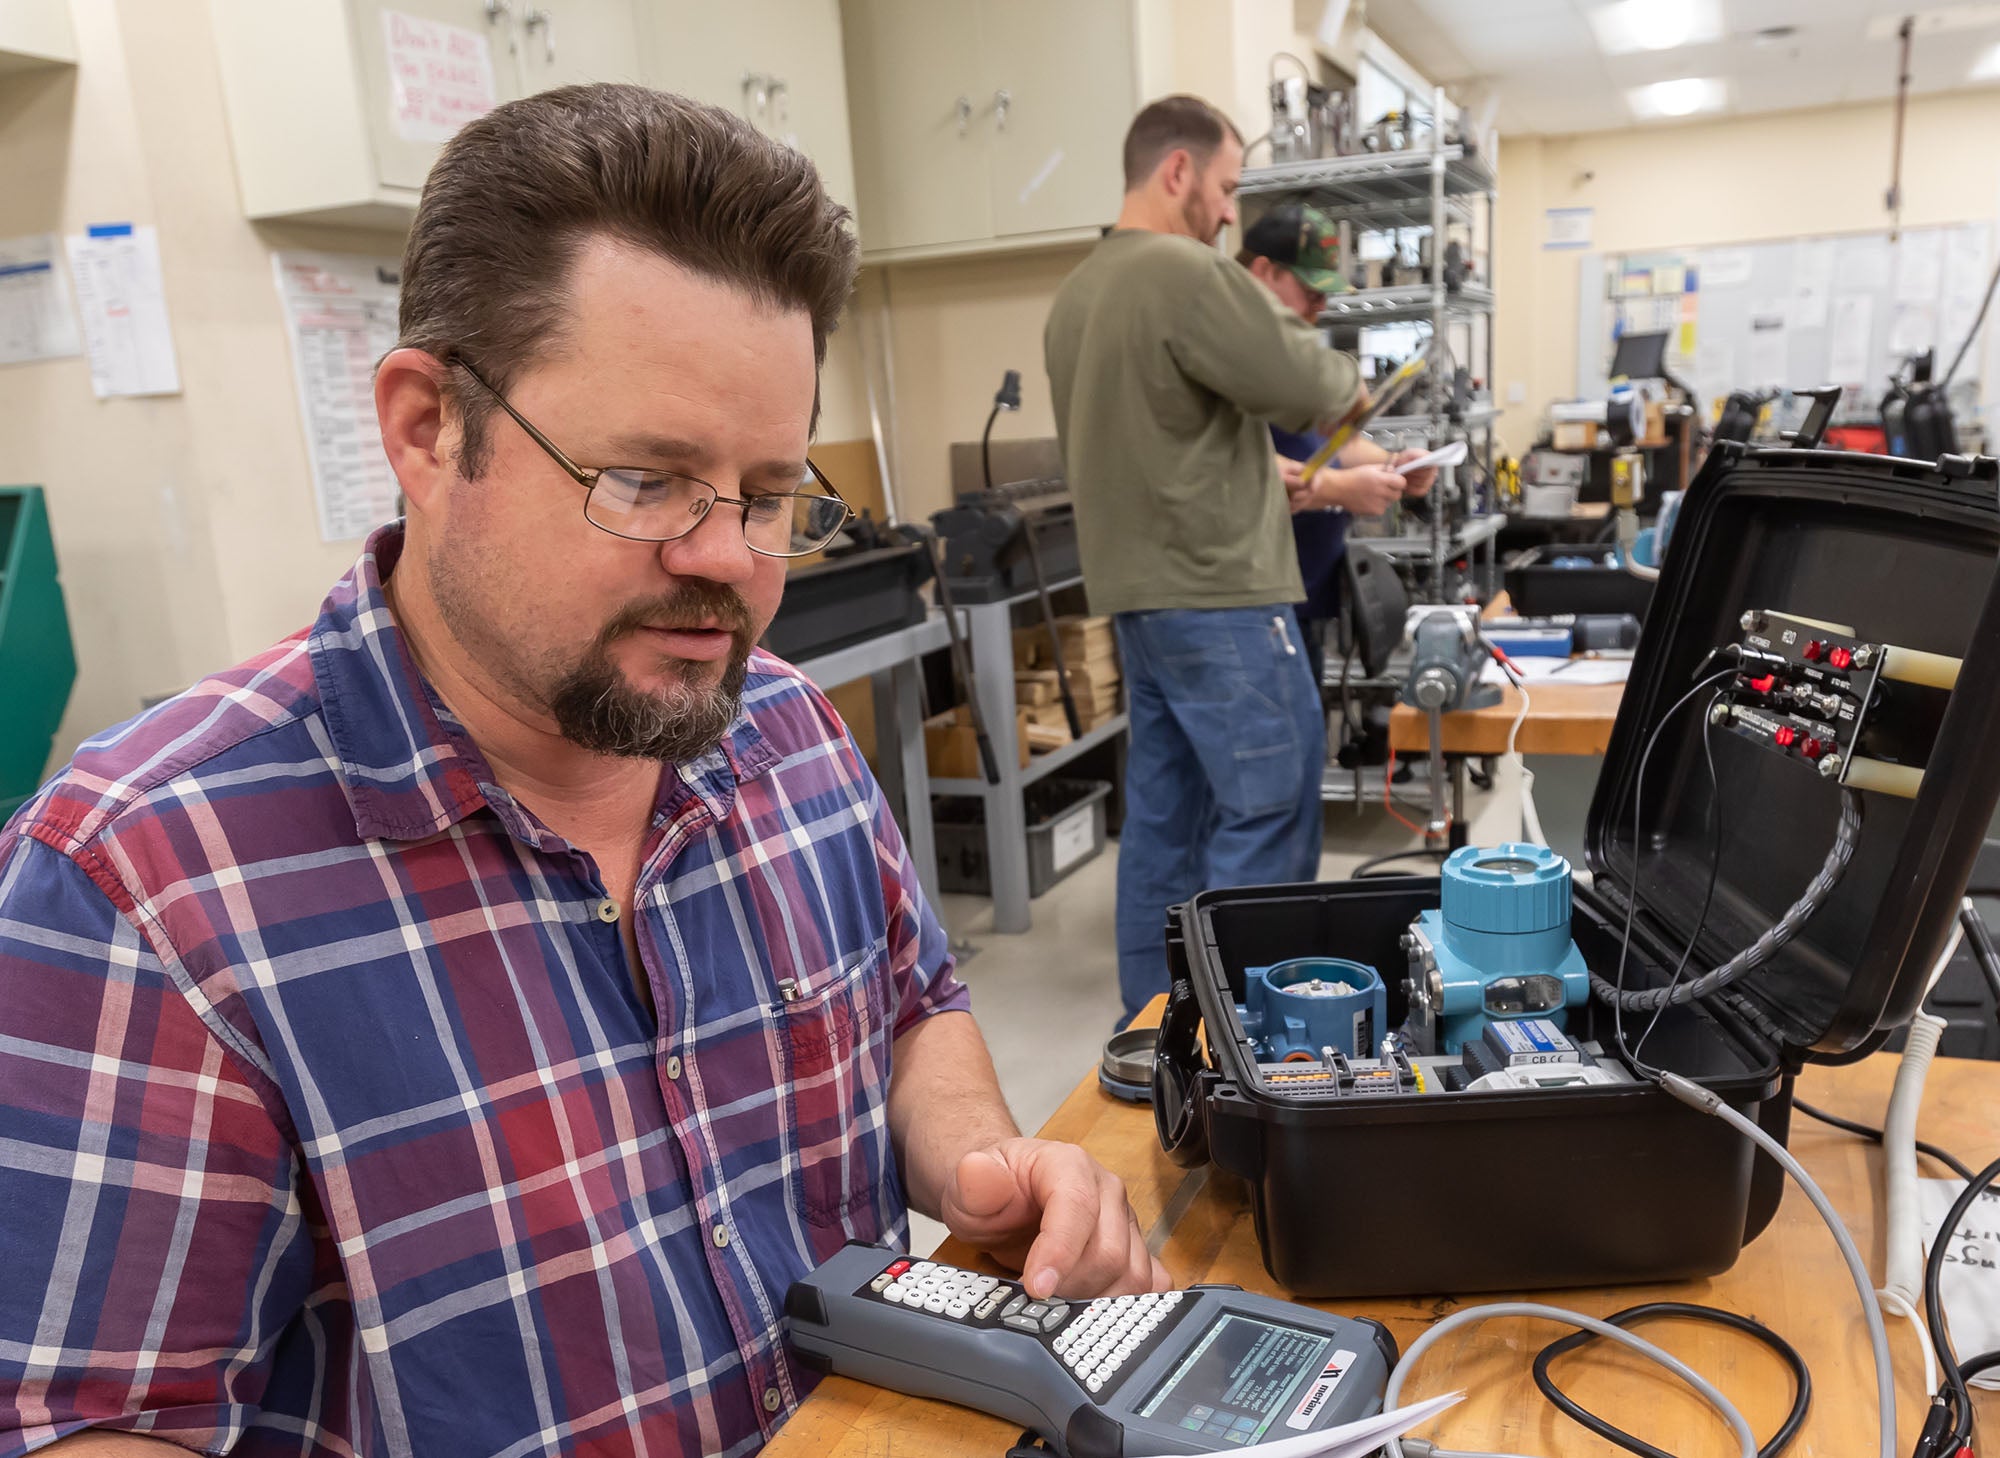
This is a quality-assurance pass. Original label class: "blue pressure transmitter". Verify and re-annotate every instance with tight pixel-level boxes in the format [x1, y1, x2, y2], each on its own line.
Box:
[1239, 958, 1387, 1062]
[1401, 844, 1590, 1054]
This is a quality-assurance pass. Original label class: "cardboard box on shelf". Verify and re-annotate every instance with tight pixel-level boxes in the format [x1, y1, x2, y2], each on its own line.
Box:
[1015, 670, 1060, 706]
[924, 705, 1030, 777]
[1552, 421, 1597, 452]
[1012, 627, 1046, 671]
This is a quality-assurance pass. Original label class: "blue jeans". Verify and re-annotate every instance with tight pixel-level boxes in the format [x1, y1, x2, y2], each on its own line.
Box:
[1112, 606, 1326, 1023]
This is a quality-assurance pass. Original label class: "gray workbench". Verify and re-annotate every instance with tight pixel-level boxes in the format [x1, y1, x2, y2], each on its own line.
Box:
[793, 614, 951, 906]
[928, 574, 1129, 934]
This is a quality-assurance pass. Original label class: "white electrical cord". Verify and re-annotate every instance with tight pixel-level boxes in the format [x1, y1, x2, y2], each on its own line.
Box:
[1381, 1303, 1756, 1458]
[1495, 655, 1546, 846]
[1877, 1286, 1940, 1401]
[1870, 914, 1965, 1401]
[1658, 1072, 1898, 1458]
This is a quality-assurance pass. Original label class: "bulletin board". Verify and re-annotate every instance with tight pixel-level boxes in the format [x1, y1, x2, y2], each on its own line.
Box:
[1575, 222, 1994, 415]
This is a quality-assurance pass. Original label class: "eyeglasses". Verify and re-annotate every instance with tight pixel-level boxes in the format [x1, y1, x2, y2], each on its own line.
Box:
[451, 359, 853, 558]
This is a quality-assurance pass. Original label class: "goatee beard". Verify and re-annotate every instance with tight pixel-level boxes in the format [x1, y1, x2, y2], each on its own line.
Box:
[548, 584, 755, 763]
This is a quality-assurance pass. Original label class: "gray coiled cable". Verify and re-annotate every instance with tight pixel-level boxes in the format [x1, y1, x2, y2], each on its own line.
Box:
[1593, 787, 1863, 1012]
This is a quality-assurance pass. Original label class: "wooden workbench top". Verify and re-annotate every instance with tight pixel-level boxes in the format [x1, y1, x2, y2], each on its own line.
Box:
[769, 998, 1999, 1457]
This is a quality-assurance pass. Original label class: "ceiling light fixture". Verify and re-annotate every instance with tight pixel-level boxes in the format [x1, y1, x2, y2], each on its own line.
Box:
[1628, 77, 1728, 119]
[1974, 40, 2000, 81]
[1588, 0, 1725, 56]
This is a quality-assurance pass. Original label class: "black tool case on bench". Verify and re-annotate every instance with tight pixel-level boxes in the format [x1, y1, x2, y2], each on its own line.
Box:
[1153, 442, 2000, 1299]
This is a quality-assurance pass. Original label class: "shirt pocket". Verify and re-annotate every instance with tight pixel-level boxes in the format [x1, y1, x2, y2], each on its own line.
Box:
[778, 944, 896, 1252]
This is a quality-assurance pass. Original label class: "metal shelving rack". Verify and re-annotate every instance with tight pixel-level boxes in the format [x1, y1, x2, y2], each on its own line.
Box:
[1240, 87, 1501, 806]
[1239, 86, 1500, 606]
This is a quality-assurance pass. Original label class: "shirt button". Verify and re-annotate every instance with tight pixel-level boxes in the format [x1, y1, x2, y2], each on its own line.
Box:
[762, 1386, 781, 1413]
[712, 1223, 730, 1249]
[664, 1055, 682, 1080]
[595, 898, 619, 924]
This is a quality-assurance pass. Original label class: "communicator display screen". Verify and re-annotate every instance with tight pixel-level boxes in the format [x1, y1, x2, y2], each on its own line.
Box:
[1135, 1314, 1341, 1444]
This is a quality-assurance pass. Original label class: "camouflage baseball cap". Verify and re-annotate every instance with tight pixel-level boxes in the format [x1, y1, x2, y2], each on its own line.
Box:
[1242, 203, 1350, 294]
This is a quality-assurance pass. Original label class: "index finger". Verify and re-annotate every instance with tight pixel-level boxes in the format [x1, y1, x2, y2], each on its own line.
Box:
[1016, 1167, 1101, 1299]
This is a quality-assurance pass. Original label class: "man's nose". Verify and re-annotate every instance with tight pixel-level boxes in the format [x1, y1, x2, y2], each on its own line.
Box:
[657, 496, 759, 585]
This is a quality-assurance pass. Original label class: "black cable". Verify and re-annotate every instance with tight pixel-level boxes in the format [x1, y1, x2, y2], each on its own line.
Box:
[1532, 1302, 1811, 1458]
[1790, 1098, 1977, 1182]
[980, 403, 1002, 495]
[1942, 249, 2000, 386]
[1961, 1348, 2000, 1383]
[1957, 900, 2000, 1011]
[1607, 666, 1739, 1076]
[1925, 1152, 2000, 1449]
[1630, 690, 1726, 1066]
[1350, 848, 1448, 879]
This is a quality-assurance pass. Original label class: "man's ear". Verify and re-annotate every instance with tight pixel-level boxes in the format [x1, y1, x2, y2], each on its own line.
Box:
[376, 348, 455, 515]
[1158, 147, 1193, 200]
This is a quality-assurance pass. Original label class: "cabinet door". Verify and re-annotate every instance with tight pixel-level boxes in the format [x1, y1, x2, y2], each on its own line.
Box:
[516, 0, 644, 93]
[636, 0, 857, 215]
[350, 0, 525, 192]
[977, 0, 1133, 238]
[840, 0, 989, 252]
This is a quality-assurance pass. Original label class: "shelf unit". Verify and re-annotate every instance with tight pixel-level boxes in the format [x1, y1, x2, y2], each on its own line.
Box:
[1240, 92, 1503, 804]
[1238, 92, 1501, 609]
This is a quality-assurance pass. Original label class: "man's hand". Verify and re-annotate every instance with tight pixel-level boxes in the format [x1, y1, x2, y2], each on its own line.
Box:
[1291, 464, 1405, 517]
[940, 1138, 1170, 1300]
[1392, 447, 1438, 498]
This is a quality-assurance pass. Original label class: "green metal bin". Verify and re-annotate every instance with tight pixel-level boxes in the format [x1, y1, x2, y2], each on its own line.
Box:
[0, 487, 76, 820]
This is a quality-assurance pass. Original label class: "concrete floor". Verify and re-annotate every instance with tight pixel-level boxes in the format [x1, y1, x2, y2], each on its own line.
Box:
[909, 757, 1531, 1256]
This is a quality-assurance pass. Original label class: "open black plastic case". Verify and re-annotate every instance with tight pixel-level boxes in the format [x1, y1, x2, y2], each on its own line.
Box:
[1153, 443, 2000, 1298]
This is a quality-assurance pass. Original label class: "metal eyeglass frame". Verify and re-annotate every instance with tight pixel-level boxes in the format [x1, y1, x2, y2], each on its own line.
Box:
[449, 357, 852, 557]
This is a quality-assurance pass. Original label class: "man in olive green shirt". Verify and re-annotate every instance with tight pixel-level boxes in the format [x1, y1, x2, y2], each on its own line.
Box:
[1044, 95, 1366, 1023]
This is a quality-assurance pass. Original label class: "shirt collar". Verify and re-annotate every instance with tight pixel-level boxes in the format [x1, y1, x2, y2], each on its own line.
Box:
[310, 523, 779, 843]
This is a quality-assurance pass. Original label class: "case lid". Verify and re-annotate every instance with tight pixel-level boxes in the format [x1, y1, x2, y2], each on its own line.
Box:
[1583, 444, 2000, 1060]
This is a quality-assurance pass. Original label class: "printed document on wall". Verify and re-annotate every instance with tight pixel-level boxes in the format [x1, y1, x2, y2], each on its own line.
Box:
[1828, 295, 1876, 386]
[0, 233, 82, 367]
[273, 251, 403, 542]
[64, 223, 180, 397]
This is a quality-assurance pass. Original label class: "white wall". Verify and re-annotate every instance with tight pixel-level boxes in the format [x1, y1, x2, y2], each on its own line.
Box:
[1, 0, 872, 769]
[1494, 87, 2000, 455]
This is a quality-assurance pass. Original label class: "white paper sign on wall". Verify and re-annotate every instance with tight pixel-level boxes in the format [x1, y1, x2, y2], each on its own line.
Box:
[383, 10, 498, 145]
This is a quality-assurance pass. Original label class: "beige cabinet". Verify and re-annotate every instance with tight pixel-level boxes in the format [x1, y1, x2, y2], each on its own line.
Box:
[214, 1, 852, 229]
[842, 0, 1136, 260]
[635, 0, 857, 215]
[0, 0, 77, 72]
[212, 0, 639, 227]
[515, 0, 645, 92]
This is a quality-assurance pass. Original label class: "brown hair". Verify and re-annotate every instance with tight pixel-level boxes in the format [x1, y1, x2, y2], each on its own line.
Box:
[399, 84, 859, 476]
[1122, 95, 1244, 191]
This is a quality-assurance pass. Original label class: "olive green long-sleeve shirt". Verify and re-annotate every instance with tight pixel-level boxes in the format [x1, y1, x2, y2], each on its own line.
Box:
[1043, 229, 1362, 615]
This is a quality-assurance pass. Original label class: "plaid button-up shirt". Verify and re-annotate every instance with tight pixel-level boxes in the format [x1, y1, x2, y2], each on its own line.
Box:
[0, 525, 969, 1457]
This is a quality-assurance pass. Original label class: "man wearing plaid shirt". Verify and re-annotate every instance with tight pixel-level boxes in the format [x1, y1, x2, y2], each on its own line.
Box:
[0, 86, 1163, 1458]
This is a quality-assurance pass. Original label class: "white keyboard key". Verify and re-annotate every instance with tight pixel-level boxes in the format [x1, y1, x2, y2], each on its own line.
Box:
[1113, 1295, 1134, 1307]
[923, 1294, 949, 1314]
[882, 1284, 906, 1303]
[1087, 1376, 1104, 1394]
[946, 1301, 971, 1319]
[912, 1261, 935, 1275]
[1163, 1291, 1182, 1305]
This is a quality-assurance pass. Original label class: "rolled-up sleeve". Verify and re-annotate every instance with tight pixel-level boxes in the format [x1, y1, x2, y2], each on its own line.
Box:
[0, 834, 310, 1457]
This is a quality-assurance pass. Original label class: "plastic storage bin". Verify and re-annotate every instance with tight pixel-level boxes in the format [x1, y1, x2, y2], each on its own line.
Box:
[1503, 541, 1655, 619]
[0, 487, 76, 821]
[935, 778, 1110, 898]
